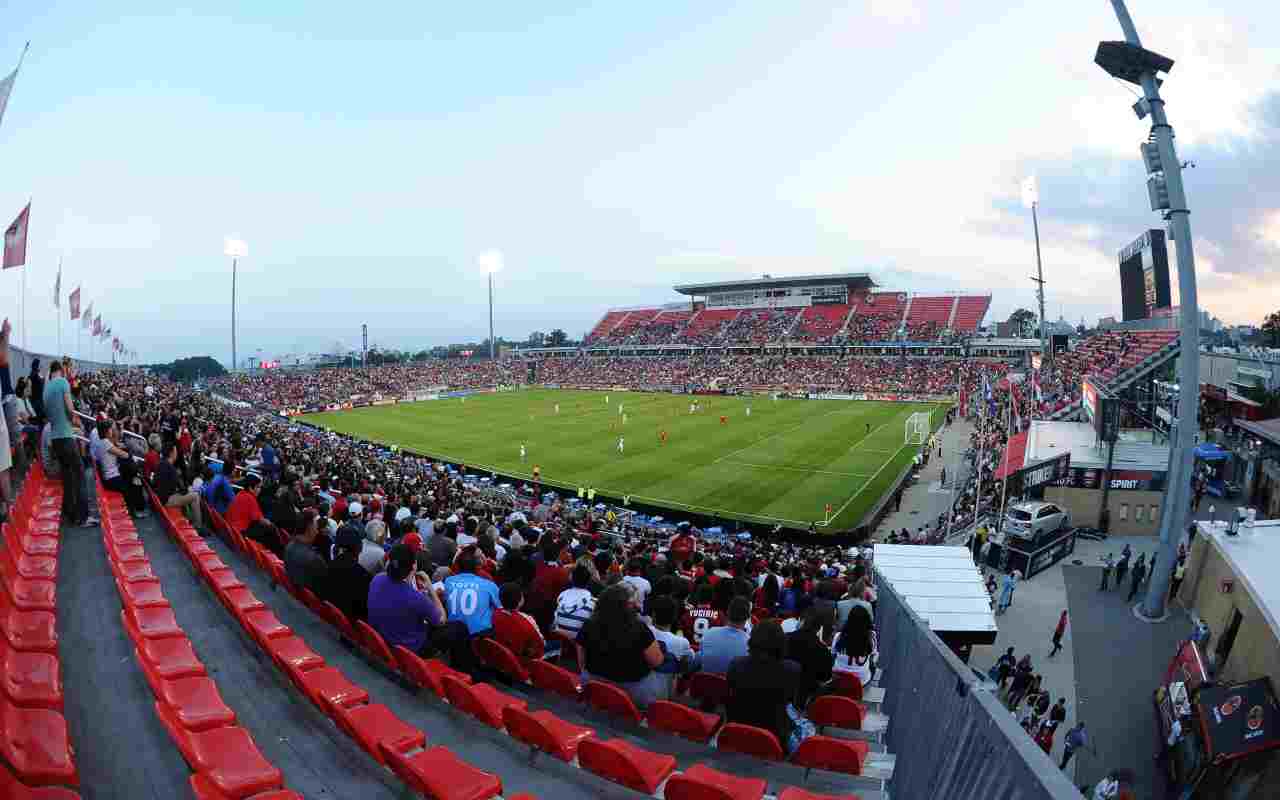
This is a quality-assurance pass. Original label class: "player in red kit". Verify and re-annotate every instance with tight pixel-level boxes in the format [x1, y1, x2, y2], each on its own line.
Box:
[659, 430, 668, 445]
[719, 415, 727, 425]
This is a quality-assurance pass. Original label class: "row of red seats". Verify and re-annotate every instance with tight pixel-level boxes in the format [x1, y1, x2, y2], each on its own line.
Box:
[0, 464, 79, 797]
[213, 504, 871, 800]
[191, 496, 514, 800]
[99, 479, 298, 800]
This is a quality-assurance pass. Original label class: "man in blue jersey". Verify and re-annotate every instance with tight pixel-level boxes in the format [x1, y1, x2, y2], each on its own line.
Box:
[442, 550, 502, 673]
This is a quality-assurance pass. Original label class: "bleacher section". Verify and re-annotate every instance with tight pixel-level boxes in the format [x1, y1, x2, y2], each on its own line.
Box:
[951, 295, 990, 333]
[791, 305, 851, 343]
[683, 309, 740, 343]
[1042, 330, 1180, 420]
[585, 311, 628, 342]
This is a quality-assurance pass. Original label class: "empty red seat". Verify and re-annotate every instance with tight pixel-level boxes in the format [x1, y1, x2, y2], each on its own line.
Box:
[716, 723, 784, 761]
[158, 676, 237, 731]
[829, 671, 865, 701]
[117, 578, 168, 609]
[527, 659, 581, 700]
[284, 662, 368, 711]
[790, 736, 869, 776]
[777, 789, 862, 800]
[577, 738, 676, 794]
[476, 637, 529, 683]
[296, 588, 324, 615]
[0, 759, 80, 799]
[548, 630, 582, 672]
[319, 601, 357, 642]
[134, 636, 206, 681]
[15, 535, 58, 557]
[189, 773, 302, 799]
[585, 680, 643, 724]
[353, 620, 396, 669]
[807, 695, 866, 732]
[204, 569, 244, 592]
[8, 548, 57, 581]
[238, 609, 291, 644]
[124, 606, 184, 640]
[648, 700, 722, 742]
[218, 586, 265, 614]
[185, 540, 217, 558]
[1, 570, 56, 612]
[107, 541, 148, 562]
[664, 764, 767, 800]
[330, 703, 424, 764]
[157, 704, 282, 797]
[265, 636, 324, 672]
[501, 706, 594, 762]
[1, 592, 59, 654]
[392, 645, 471, 698]
[688, 672, 731, 710]
[442, 675, 527, 729]
[0, 638, 62, 710]
[111, 558, 156, 584]
[380, 741, 503, 800]
[0, 697, 78, 786]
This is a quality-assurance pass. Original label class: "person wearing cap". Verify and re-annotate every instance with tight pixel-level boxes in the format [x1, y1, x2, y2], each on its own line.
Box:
[285, 509, 329, 593]
[368, 543, 446, 656]
[321, 521, 373, 622]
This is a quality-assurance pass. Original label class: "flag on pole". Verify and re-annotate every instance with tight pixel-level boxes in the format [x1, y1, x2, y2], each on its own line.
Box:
[82, 301, 93, 328]
[112, 337, 119, 352]
[93, 315, 101, 336]
[102, 325, 111, 340]
[53, 265, 60, 309]
[3, 203, 29, 269]
[69, 287, 80, 320]
[0, 43, 28, 134]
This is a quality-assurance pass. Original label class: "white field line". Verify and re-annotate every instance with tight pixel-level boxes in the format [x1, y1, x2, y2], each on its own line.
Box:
[722, 460, 874, 479]
[819, 411, 927, 526]
[711, 403, 867, 466]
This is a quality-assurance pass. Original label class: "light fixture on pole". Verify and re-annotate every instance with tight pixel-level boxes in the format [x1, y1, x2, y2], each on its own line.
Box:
[479, 250, 504, 360]
[1096, 0, 1200, 621]
[224, 237, 248, 374]
[1021, 175, 1050, 365]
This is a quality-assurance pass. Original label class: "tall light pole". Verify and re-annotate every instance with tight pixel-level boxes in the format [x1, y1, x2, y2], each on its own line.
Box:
[1096, 0, 1200, 621]
[1022, 176, 1050, 365]
[479, 250, 504, 360]
[224, 237, 248, 374]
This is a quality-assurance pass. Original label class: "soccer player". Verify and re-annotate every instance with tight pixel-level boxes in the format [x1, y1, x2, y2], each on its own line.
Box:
[746, 405, 751, 417]
[605, 395, 610, 404]
[865, 422, 871, 435]
[617, 436, 625, 455]
[689, 402, 695, 415]
[532, 464, 541, 481]
[719, 415, 727, 425]
[520, 443, 526, 462]
[554, 403, 560, 414]
[622, 414, 628, 425]
[659, 430, 668, 445]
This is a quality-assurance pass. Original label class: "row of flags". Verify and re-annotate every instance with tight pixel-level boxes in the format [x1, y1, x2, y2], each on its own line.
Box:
[1, 44, 135, 361]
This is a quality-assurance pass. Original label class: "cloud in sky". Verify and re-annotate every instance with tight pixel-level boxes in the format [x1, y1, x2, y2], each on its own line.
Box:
[0, 1, 1276, 364]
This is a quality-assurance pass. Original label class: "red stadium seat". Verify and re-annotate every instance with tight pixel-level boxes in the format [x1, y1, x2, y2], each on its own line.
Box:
[264, 636, 324, 673]
[501, 706, 594, 762]
[830, 671, 865, 701]
[116, 578, 168, 609]
[284, 663, 368, 711]
[1, 565, 56, 612]
[190, 772, 302, 799]
[442, 675, 527, 730]
[185, 540, 217, 558]
[158, 676, 238, 732]
[124, 606, 184, 640]
[0, 696, 79, 786]
[492, 609, 544, 660]
[777, 790, 862, 800]
[664, 764, 768, 800]
[296, 588, 324, 616]
[203, 568, 244, 592]
[585, 680, 644, 724]
[476, 637, 529, 683]
[330, 703, 424, 764]
[15, 534, 58, 557]
[0, 637, 63, 710]
[379, 741, 503, 800]
[688, 672, 731, 710]
[548, 630, 582, 672]
[790, 736, 869, 777]
[353, 620, 397, 670]
[527, 659, 582, 700]
[111, 558, 157, 584]
[107, 541, 147, 562]
[6, 546, 57, 580]
[133, 635, 206, 682]
[237, 609, 291, 646]
[577, 738, 676, 794]
[218, 586, 266, 614]
[157, 704, 283, 797]
[806, 695, 866, 732]
[392, 646, 471, 698]
[319, 601, 357, 642]
[0, 759, 80, 799]
[716, 723, 785, 761]
[1, 590, 59, 654]
[647, 700, 722, 743]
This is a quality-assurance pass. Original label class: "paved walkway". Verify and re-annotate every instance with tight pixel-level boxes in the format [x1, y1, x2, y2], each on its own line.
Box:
[874, 417, 973, 540]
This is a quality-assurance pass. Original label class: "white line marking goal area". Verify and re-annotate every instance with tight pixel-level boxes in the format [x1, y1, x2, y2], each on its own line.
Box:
[820, 408, 937, 527]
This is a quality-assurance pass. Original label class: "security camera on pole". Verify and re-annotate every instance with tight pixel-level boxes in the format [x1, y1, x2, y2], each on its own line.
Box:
[1095, 0, 1201, 621]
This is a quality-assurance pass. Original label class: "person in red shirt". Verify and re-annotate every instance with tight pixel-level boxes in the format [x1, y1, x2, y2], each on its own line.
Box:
[670, 523, 696, 566]
[496, 583, 545, 660]
[226, 474, 282, 555]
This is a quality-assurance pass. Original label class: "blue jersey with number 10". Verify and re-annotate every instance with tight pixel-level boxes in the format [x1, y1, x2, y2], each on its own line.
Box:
[443, 573, 502, 635]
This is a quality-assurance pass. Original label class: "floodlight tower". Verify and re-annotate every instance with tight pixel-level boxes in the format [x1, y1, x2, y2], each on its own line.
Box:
[479, 250, 504, 360]
[224, 237, 248, 373]
[1096, 0, 1200, 621]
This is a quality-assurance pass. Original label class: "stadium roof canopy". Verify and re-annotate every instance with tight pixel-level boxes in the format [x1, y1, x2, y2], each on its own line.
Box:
[673, 271, 877, 296]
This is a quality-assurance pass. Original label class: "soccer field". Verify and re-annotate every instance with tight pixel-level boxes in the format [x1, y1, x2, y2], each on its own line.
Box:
[301, 389, 946, 530]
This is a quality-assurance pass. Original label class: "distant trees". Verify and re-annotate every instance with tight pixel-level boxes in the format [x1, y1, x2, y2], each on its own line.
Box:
[148, 356, 226, 383]
[1262, 310, 1280, 347]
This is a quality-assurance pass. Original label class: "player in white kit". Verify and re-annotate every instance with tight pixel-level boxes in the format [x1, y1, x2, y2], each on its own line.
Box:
[617, 436, 625, 454]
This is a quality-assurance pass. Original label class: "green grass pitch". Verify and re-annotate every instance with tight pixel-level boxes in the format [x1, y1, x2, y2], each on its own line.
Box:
[301, 389, 947, 530]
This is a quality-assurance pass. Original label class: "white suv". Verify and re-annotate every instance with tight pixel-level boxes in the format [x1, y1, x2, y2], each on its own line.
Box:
[1004, 501, 1070, 541]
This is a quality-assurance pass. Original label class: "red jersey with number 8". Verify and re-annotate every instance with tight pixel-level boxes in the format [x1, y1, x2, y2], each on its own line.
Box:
[682, 604, 724, 649]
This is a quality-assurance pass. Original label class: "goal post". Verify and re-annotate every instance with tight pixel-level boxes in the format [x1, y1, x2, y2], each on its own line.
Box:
[905, 411, 929, 446]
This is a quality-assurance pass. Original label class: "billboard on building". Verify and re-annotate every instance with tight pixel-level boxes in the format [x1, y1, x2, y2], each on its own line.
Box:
[1118, 229, 1172, 321]
[1082, 376, 1120, 443]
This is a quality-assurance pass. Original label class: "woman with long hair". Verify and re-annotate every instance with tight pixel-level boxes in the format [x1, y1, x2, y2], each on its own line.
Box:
[831, 605, 877, 688]
[577, 583, 663, 708]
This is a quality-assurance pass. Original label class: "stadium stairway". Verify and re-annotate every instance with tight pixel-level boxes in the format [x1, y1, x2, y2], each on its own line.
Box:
[196, 515, 892, 800]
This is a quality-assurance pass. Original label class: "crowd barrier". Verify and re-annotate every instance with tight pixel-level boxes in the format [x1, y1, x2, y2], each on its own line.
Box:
[7, 343, 115, 377]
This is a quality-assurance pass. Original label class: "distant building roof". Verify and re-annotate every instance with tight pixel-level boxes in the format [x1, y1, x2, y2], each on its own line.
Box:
[1236, 417, 1280, 447]
[872, 544, 997, 637]
[1025, 419, 1170, 472]
[1199, 519, 1280, 640]
[673, 272, 877, 296]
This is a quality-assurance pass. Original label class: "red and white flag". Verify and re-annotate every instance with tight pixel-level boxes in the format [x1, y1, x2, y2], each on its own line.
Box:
[3, 202, 29, 269]
[69, 287, 81, 320]
[92, 315, 101, 336]
[112, 337, 119, 352]
[0, 44, 27, 135]
[53, 263, 60, 308]
[82, 301, 93, 328]
[101, 325, 111, 341]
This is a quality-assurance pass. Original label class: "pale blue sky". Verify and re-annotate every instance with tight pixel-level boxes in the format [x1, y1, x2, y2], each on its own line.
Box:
[2, 1, 1277, 363]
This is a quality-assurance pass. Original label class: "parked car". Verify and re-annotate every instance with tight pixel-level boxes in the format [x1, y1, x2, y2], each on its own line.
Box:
[1004, 501, 1070, 542]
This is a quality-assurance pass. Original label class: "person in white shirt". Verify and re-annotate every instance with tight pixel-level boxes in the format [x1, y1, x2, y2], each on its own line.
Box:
[621, 558, 652, 610]
[553, 565, 596, 636]
[1091, 771, 1120, 800]
[647, 595, 694, 700]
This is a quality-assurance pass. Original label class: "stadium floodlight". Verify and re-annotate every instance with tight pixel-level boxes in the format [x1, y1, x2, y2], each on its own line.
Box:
[479, 250, 504, 359]
[1020, 175, 1039, 209]
[1022, 175, 1049, 365]
[224, 236, 248, 374]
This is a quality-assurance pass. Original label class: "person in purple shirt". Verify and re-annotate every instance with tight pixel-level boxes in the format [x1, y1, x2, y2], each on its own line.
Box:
[367, 544, 445, 655]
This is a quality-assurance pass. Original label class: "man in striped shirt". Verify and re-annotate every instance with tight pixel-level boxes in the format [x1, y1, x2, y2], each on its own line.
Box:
[553, 565, 596, 636]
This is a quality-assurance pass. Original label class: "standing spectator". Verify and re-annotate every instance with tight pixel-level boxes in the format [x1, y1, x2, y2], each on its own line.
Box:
[1127, 555, 1148, 602]
[699, 597, 752, 674]
[997, 570, 1020, 614]
[992, 647, 1016, 688]
[1098, 553, 1114, 591]
[1114, 545, 1131, 588]
[1048, 609, 1068, 657]
[28, 356, 46, 424]
[578, 583, 663, 708]
[1060, 721, 1092, 770]
[726, 620, 814, 754]
[43, 360, 93, 526]
[1169, 558, 1187, 600]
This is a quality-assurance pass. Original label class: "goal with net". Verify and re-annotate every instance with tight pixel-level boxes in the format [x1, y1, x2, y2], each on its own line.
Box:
[905, 411, 930, 446]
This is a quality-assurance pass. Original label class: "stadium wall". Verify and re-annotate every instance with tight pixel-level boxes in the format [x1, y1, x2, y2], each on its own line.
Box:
[875, 574, 1081, 800]
[7, 343, 115, 376]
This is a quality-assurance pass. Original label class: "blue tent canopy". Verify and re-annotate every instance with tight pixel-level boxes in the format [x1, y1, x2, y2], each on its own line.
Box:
[1194, 443, 1230, 462]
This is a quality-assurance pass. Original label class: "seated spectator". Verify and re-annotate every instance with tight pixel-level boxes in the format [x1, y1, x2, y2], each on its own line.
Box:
[323, 523, 373, 622]
[440, 550, 502, 672]
[143, 433, 162, 484]
[497, 582, 545, 659]
[578, 583, 663, 708]
[553, 564, 596, 637]
[699, 596, 752, 674]
[648, 595, 694, 700]
[285, 509, 329, 592]
[831, 605, 877, 688]
[785, 607, 835, 706]
[93, 418, 149, 517]
[226, 474, 283, 555]
[368, 543, 446, 655]
[153, 440, 204, 531]
[205, 456, 237, 515]
[726, 620, 815, 754]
